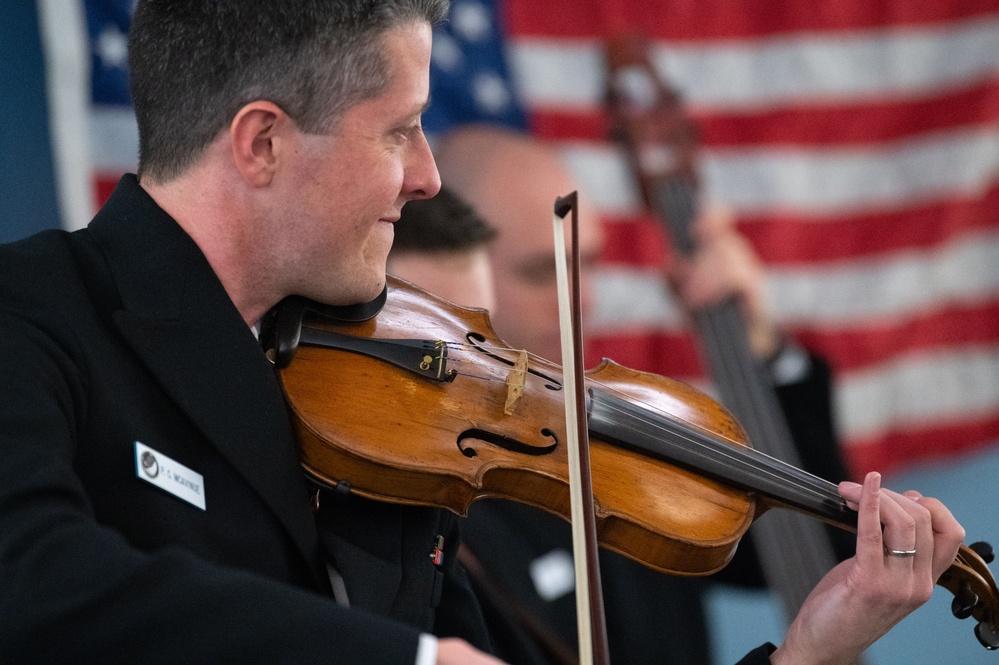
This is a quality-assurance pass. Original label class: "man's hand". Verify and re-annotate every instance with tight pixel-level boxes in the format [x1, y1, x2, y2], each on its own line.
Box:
[437, 638, 508, 664]
[771, 471, 965, 665]
[664, 205, 780, 359]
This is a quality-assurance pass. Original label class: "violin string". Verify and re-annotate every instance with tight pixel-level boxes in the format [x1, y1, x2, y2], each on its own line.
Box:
[443, 345, 543, 384]
[443, 342, 842, 509]
[436, 339, 843, 514]
[696, 310, 833, 501]
[592, 392, 852, 516]
[565, 358, 842, 505]
[591, 391, 843, 509]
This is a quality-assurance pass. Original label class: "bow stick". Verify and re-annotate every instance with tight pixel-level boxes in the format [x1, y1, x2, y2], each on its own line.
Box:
[553, 192, 610, 665]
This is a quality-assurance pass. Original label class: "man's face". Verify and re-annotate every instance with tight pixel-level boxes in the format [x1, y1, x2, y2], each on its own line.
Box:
[281, 22, 440, 306]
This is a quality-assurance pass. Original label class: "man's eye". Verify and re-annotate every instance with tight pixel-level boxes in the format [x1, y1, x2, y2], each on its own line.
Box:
[517, 262, 558, 286]
[396, 125, 421, 141]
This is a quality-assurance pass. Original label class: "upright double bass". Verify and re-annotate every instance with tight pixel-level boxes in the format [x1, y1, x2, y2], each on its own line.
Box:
[602, 31, 849, 627]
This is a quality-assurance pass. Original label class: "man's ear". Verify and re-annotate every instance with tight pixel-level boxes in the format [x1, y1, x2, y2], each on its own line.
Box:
[229, 101, 291, 187]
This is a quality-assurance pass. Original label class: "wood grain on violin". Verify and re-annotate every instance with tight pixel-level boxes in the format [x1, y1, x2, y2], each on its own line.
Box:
[273, 278, 756, 576]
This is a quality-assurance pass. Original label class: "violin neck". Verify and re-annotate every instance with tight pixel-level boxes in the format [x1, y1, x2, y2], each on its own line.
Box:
[587, 388, 858, 531]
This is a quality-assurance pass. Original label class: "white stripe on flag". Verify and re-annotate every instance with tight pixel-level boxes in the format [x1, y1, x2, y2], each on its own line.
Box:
[37, 0, 93, 231]
[769, 228, 999, 324]
[837, 344, 999, 443]
[591, 229, 999, 329]
[509, 15, 999, 111]
[554, 125, 999, 218]
[91, 105, 139, 173]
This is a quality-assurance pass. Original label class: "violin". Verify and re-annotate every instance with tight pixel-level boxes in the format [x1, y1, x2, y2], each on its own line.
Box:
[264, 275, 999, 650]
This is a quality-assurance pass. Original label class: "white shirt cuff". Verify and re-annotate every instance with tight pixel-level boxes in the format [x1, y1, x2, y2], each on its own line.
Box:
[415, 633, 438, 665]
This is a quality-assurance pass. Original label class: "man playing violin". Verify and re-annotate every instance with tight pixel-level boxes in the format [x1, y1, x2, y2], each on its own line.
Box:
[0, 2, 966, 665]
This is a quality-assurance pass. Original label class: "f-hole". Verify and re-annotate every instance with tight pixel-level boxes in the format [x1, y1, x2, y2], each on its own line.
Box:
[458, 428, 559, 458]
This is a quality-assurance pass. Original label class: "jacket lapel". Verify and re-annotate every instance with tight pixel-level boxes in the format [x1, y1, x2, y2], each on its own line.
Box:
[89, 176, 329, 591]
[316, 494, 405, 615]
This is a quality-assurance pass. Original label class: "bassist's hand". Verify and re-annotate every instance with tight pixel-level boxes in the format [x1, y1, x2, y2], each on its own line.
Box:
[664, 205, 780, 359]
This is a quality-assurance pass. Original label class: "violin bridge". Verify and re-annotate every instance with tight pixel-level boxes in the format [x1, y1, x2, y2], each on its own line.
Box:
[504, 350, 529, 415]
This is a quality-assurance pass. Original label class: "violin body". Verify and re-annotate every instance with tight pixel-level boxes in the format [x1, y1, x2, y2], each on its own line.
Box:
[277, 276, 755, 576]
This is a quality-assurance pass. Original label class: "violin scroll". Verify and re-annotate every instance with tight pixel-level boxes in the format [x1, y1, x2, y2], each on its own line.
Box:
[939, 541, 999, 649]
[605, 32, 699, 211]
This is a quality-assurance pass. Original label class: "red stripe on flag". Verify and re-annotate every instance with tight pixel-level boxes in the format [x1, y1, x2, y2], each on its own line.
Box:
[599, 217, 671, 267]
[528, 75, 999, 147]
[506, 1, 999, 41]
[597, 183, 999, 267]
[95, 173, 122, 208]
[587, 331, 705, 378]
[697, 77, 999, 148]
[741, 183, 999, 265]
[845, 412, 999, 476]
[794, 303, 999, 373]
[587, 300, 999, 377]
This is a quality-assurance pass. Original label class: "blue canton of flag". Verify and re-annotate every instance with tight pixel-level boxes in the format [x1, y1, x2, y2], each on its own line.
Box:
[424, 0, 528, 136]
[85, 0, 133, 107]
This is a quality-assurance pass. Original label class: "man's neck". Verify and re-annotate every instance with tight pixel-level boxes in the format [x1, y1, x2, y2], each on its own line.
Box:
[140, 168, 277, 328]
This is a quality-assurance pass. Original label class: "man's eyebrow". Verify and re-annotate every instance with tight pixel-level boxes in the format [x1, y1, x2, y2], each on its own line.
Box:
[399, 98, 431, 126]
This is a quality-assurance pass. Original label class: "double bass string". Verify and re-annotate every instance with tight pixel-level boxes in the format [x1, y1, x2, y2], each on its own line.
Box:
[657, 175, 847, 615]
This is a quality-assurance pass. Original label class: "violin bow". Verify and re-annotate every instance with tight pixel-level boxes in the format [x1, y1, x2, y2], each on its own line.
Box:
[553, 192, 611, 665]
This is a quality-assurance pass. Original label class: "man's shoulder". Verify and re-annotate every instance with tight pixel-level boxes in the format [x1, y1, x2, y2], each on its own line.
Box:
[0, 228, 104, 329]
[1, 228, 76, 285]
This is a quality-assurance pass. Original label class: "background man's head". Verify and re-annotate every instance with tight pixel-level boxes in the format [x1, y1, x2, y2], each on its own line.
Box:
[389, 185, 498, 312]
[434, 124, 604, 361]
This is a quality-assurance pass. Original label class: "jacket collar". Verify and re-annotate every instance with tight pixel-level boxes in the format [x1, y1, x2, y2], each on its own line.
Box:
[89, 175, 329, 591]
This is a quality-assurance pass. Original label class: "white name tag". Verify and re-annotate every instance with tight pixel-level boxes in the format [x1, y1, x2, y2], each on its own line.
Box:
[134, 441, 206, 510]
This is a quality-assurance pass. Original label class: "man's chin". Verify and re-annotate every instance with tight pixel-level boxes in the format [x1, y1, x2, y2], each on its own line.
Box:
[307, 271, 386, 307]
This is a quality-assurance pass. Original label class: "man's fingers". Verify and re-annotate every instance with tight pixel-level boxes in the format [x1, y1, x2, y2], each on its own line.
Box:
[841, 476, 965, 582]
[850, 472, 886, 569]
[912, 494, 965, 580]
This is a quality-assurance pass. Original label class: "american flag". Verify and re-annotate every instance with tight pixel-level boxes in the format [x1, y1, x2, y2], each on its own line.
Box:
[84, 0, 137, 209]
[429, 0, 999, 479]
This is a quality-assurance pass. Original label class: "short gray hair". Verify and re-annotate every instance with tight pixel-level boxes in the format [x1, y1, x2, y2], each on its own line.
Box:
[128, 0, 449, 182]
